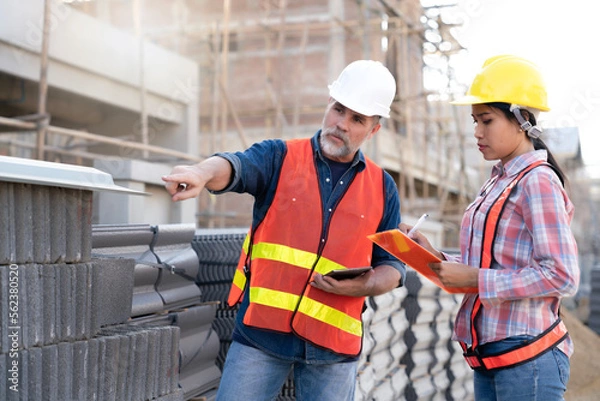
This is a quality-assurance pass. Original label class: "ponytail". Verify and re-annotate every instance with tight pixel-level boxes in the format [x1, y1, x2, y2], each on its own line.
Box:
[531, 136, 566, 186]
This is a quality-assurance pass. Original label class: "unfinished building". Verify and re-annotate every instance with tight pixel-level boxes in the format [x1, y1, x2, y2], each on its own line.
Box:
[0, 0, 539, 248]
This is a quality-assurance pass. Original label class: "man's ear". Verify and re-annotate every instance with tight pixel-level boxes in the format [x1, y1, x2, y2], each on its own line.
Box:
[368, 121, 382, 138]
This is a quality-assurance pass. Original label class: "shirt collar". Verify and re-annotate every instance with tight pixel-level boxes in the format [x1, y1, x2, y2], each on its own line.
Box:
[491, 149, 548, 178]
[312, 130, 366, 171]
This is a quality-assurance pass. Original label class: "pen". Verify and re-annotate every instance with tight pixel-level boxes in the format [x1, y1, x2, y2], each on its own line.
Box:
[407, 213, 429, 238]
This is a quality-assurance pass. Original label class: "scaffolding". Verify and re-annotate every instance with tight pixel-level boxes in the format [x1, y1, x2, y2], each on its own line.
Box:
[0, 0, 479, 245]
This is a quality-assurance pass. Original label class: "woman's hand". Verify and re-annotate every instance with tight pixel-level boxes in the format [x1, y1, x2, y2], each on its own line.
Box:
[397, 222, 444, 260]
[428, 262, 479, 288]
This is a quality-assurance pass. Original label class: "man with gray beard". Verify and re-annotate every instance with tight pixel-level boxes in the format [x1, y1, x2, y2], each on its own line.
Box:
[163, 60, 405, 401]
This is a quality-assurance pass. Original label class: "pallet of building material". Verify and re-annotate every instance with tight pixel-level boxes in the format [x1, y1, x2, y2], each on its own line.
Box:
[92, 223, 202, 318]
[0, 261, 131, 353]
[0, 324, 180, 401]
[363, 310, 408, 358]
[368, 288, 407, 323]
[588, 267, 600, 334]
[174, 305, 222, 400]
[365, 365, 408, 401]
[355, 361, 377, 399]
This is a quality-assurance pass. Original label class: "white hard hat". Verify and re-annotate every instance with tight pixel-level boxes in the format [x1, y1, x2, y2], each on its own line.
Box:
[328, 60, 396, 118]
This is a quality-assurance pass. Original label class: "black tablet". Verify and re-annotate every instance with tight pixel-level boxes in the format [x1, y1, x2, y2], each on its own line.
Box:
[324, 266, 373, 280]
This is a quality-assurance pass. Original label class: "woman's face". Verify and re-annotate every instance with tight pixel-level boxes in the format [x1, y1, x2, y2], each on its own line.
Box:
[471, 104, 533, 165]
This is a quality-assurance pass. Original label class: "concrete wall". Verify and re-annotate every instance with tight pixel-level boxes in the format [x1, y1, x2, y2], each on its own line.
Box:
[0, 0, 200, 224]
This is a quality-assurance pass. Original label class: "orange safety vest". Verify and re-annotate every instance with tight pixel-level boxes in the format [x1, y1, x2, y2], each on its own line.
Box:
[227, 138, 385, 356]
[461, 161, 569, 370]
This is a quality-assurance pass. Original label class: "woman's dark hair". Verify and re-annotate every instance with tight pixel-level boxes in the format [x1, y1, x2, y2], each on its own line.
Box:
[487, 102, 567, 186]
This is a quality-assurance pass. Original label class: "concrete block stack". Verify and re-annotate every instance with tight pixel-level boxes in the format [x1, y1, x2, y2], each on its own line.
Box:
[93, 223, 223, 400]
[356, 288, 410, 400]
[191, 228, 247, 369]
[0, 156, 182, 401]
[588, 266, 600, 334]
[398, 270, 472, 401]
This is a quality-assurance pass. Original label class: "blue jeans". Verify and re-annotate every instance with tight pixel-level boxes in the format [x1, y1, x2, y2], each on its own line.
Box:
[473, 336, 570, 401]
[215, 341, 358, 401]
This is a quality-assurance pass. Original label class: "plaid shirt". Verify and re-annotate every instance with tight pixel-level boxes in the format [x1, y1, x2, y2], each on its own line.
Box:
[445, 150, 579, 356]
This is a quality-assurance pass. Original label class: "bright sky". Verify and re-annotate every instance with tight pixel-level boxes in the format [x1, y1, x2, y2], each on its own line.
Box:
[433, 0, 600, 171]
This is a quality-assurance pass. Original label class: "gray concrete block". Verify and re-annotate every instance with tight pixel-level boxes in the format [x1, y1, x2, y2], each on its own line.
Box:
[81, 190, 93, 262]
[0, 265, 29, 352]
[95, 338, 106, 401]
[159, 326, 173, 397]
[32, 185, 51, 263]
[5, 353, 21, 400]
[169, 325, 181, 393]
[97, 326, 147, 401]
[15, 350, 28, 401]
[14, 183, 33, 264]
[103, 335, 120, 401]
[85, 262, 95, 336]
[87, 338, 99, 401]
[65, 190, 83, 263]
[132, 330, 149, 401]
[115, 334, 130, 401]
[41, 344, 58, 401]
[49, 187, 67, 263]
[57, 342, 73, 401]
[15, 264, 28, 351]
[54, 264, 64, 342]
[75, 263, 92, 340]
[0, 183, 93, 265]
[57, 264, 75, 341]
[72, 340, 88, 401]
[91, 257, 135, 328]
[0, 352, 6, 401]
[25, 264, 43, 347]
[152, 388, 186, 401]
[41, 264, 57, 345]
[0, 183, 16, 264]
[27, 346, 42, 400]
[0, 265, 8, 354]
[62, 189, 93, 263]
[122, 333, 136, 401]
[145, 329, 159, 401]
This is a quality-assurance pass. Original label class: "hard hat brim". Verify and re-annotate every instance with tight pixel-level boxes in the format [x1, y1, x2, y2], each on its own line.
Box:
[450, 95, 550, 112]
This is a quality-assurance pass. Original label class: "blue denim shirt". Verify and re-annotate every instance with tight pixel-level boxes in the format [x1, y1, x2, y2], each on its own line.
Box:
[212, 130, 404, 363]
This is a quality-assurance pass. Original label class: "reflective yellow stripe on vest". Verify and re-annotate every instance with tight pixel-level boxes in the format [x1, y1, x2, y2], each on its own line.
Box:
[230, 234, 252, 296]
[231, 268, 247, 293]
[298, 298, 362, 336]
[251, 241, 345, 274]
[249, 287, 362, 336]
[250, 287, 300, 311]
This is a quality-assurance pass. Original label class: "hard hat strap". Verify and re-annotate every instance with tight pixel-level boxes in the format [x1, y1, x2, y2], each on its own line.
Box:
[510, 104, 542, 139]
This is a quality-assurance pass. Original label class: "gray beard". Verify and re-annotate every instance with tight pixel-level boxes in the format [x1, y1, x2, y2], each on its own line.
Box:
[319, 131, 351, 159]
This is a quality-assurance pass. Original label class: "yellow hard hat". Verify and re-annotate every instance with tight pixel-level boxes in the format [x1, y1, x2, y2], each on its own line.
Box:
[451, 55, 550, 112]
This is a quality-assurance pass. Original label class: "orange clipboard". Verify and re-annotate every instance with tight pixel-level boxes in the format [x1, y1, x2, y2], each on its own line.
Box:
[368, 229, 477, 294]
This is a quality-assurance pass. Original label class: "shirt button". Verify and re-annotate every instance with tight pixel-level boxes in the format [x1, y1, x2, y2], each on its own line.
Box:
[321, 238, 325, 242]
[328, 208, 332, 212]
[339, 181, 344, 185]
[325, 178, 330, 182]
